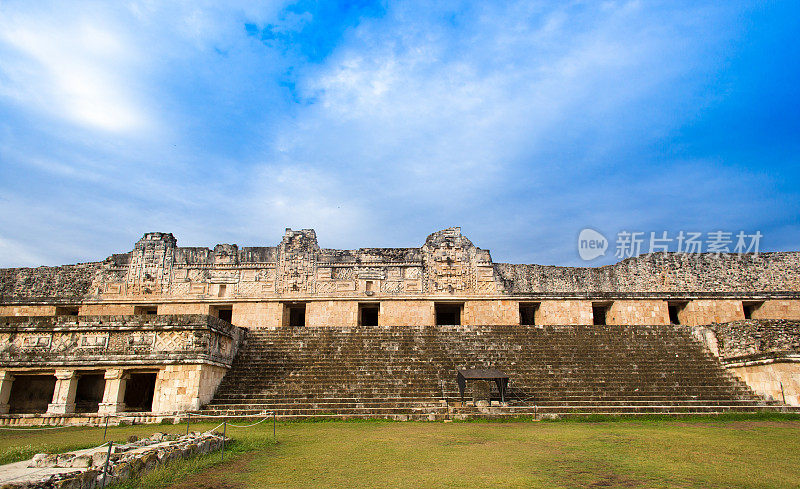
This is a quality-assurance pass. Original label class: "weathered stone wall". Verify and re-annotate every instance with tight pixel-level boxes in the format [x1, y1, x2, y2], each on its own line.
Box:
[2, 229, 797, 311]
[78, 304, 136, 315]
[231, 302, 281, 328]
[462, 300, 518, 325]
[709, 320, 800, 362]
[380, 300, 434, 326]
[156, 303, 210, 315]
[307, 301, 357, 327]
[607, 300, 670, 325]
[0, 263, 102, 301]
[691, 320, 800, 407]
[536, 300, 593, 325]
[728, 363, 800, 406]
[752, 300, 800, 320]
[153, 364, 228, 412]
[0, 315, 244, 368]
[0, 305, 56, 316]
[682, 300, 744, 326]
[494, 252, 800, 294]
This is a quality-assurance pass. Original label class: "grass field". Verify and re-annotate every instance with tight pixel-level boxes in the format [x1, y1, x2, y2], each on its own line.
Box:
[1, 415, 799, 488]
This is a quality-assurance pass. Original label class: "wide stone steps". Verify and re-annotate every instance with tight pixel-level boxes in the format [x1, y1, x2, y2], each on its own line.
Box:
[201, 324, 786, 418]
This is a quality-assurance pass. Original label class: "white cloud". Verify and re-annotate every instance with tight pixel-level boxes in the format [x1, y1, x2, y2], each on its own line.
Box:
[0, 8, 150, 133]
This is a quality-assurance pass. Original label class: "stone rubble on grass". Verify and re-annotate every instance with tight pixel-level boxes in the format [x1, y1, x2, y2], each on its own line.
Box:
[1, 431, 231, 489]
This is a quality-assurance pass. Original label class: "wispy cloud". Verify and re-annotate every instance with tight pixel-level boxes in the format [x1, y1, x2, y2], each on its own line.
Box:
[0, 8, 150, 133]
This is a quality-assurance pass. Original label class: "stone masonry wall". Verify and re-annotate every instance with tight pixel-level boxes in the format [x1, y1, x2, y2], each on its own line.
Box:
[307, 301, 357, 327]
[709, 320, 800, 363]
[683, 300, 745, 326]
[728, 363, 800, 406]
[0, 305, 56, 316]
[752, 300, 800, 320]
[536, 300, 593, 325]
[0, 315, 244, 368]
[607, 300, 670, 325]
[494, 251, 800, 294]
[462, 300, 518, 325]
[2, 229, 798, 310]
[153, 364, 228, 412]
[695, 320, 800, 406]
[0, 263, 102, 301]
[380, 300, 434, 326]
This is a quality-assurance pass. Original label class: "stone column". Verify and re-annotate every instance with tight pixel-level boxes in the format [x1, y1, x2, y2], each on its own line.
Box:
[98, 369, 127, 414]
[0, 371, 14, 414]
[47, 369, 78, 414]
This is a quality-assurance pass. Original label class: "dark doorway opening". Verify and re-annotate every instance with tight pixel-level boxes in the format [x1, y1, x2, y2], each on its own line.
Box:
[134, 305, 158, 315]
[668, 301, 688, 324]
[519, 302, 540, 325]
[124, 373, 157, 412]
[435, 303, 463, 325]
[9, 375, 56, 414]
[212, 305, 233, 323]
[592, 304, 609, 325]
[743, 301, 763, 320]
[75, 373, 105, 413]
[55, 306, 79, 316]
[283, 303, 307, 327]
[668, 305, 680, 324]
[359, 303, 380, 326]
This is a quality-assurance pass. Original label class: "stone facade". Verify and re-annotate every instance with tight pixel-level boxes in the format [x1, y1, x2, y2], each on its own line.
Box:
[1, 227, 800, 419]
[2, 228, 797, 330]
[2, 228, 797, 307]
[0, 315, 243, 418]
[690, 320, 800, 406]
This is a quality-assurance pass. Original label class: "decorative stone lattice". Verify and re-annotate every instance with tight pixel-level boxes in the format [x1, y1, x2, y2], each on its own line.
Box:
[125, 233, 176, 296]
[422, 227, 478, 294]
[276, 229, 318, 295]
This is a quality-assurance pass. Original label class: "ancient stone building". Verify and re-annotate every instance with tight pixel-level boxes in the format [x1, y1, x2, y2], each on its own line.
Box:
[1, 227, 799, 423]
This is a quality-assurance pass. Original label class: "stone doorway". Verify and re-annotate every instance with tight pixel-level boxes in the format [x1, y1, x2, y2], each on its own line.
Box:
[124, 373, 157, 412]
[9, 375, 56, 414]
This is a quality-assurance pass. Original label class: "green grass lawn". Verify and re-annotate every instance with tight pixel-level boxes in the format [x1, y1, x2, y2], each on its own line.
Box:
[1, 415, 799, 488]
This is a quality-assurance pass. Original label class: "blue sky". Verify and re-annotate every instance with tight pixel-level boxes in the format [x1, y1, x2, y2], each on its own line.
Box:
[0, 1, 798, 268]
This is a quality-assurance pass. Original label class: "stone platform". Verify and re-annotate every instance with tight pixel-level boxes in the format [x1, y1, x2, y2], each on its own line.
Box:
[201, 324, 797, 419]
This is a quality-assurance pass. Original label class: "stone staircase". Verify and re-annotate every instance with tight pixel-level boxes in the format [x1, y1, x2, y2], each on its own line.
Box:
[200, 324, 793, 419]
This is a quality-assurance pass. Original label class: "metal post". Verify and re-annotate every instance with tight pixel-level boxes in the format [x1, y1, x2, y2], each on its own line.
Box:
[103, 415, 109, 441]
[186, 412, 191, 436]
[100, 441, 113, 489]
[221, 421, 227, 462]
[781, 382, 786, 404]
[273, 412, 276, 439]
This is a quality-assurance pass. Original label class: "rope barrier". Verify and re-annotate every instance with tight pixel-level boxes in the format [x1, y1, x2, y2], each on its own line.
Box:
[203, 422, 226, 434]
[183, 412, 273, 419]
[0, 411, 273, 431]
[0, 412, 172, 431]
[227, 416, 271, 428]
[0, 424, 78, 431]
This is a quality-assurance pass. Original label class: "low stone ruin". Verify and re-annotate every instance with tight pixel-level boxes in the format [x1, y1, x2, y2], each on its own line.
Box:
[0, 431, 231, 488]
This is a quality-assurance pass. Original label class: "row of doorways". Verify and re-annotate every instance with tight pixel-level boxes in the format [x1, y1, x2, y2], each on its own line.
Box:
[6, 372, 157, 414]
